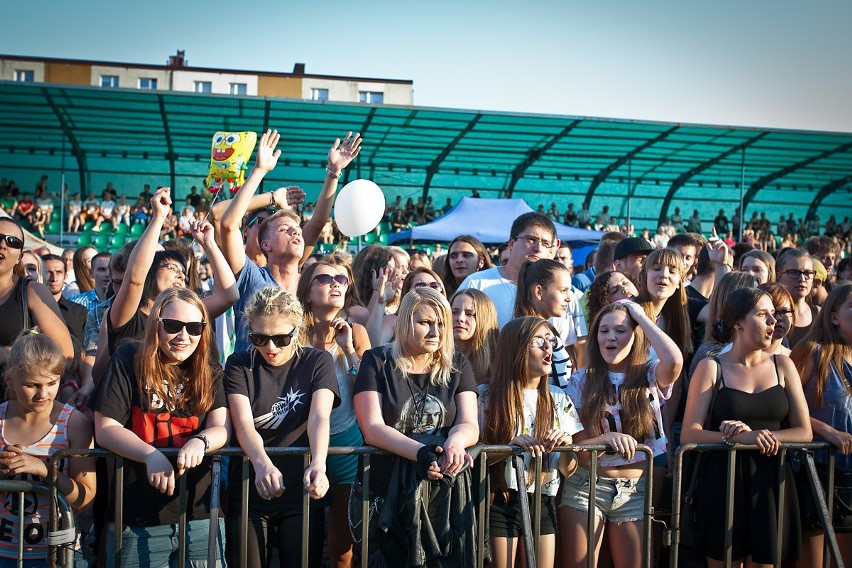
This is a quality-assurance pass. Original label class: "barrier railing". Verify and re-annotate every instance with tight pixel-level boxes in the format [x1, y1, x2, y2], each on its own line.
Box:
[0, 479, 75, 568]
[35, 442, 847, 568]
[669, 441, 843, 568]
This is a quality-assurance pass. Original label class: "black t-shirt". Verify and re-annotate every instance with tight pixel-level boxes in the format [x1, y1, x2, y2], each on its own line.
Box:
[353, 346, 477, 492]
[106, 308, 147, 356]
[58, 295, 88, 344]
[89, 341, 227, 526]
[224, 347, 340, 509]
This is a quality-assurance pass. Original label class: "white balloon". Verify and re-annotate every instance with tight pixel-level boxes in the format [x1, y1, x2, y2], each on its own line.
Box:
[333, 179, 386, 237]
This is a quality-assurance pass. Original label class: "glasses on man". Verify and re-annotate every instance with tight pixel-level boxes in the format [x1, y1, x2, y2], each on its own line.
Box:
[414, 281, 443, 292]
[249, 328, 297, 348]
[530, 336, 558, 350]
[0, 233, 24, 250]
[780, 269, 816, 280]
[312, 273, 349, 287]
[514, 234, 556, 250]
[159, 318, 207, 336]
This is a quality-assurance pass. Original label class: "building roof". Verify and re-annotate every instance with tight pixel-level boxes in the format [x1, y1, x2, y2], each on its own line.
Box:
[0, 81, 849, 226]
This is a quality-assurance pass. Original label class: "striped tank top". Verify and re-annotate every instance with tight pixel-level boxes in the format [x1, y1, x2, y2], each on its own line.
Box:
[0, 402, 75, 560]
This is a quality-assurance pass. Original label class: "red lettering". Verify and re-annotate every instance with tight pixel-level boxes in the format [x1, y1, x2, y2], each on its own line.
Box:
[131, 408, 199, 447]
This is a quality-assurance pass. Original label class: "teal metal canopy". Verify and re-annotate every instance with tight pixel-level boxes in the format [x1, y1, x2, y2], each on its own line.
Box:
[1, 82, 849, 231]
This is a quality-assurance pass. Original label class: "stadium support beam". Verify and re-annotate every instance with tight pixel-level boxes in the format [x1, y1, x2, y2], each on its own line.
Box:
[422, 114, 482, 202]
[658, 133, 767, 227]
[743, 141, 852, 212]
[347, 106, 378, 186]
[157, 95, 176, 191]
[506, 120, 580, 199]
[584, 126, 678, 209]
[807, 174, 852, 222]
[42, 87, 88, 196]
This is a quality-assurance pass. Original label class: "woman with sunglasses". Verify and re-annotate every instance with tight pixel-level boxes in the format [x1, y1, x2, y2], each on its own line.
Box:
[225, 286, 339, 568]
[90, 287, 229, 567]
[560, 300, 682, 568]
[297, 261, 371, 568]
[514, 259, 579, 386]
[0, 216, 73, 372]
[105, 187, 238, 357]
[480, 316, 582, 568]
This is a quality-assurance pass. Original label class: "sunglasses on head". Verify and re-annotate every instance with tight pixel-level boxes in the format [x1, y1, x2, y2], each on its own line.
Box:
[159, 318, 207, 336]
[0, 233, 24, 250]
[249, 328, 297, 348]
[312, 273, 349, 287]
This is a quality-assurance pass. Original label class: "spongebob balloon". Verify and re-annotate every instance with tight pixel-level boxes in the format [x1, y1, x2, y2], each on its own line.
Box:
[205, 131, 258, 194]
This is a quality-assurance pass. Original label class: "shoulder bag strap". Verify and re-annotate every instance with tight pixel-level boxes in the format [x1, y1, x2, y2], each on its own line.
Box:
[20, 276, 31, 331]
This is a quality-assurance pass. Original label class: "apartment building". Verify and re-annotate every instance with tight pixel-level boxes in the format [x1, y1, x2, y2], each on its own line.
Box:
[0, 50, 414, 105]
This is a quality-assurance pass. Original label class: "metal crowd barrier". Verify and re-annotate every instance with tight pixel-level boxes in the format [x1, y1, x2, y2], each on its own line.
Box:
[0, 479, 75, 568]
[670, 441, 844, 568]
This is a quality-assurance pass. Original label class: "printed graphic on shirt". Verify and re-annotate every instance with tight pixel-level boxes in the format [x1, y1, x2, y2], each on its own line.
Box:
[254, 388, 306, 429]
[394, 393, 447, 435]
[131, 407, 199, 448]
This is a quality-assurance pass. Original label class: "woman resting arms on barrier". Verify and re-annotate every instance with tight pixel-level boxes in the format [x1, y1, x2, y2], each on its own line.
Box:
[0, 331, 95, 567]
[225, 286, 338, 568]
[353, 287, 479, 565]
[296, 260, 371, 568]
[90, 287, 230, 567]
[560, 300, 682, 568]
[681, 287, 812, 568]
[480, 316, 582, 568]
[791, 282, 852, 568]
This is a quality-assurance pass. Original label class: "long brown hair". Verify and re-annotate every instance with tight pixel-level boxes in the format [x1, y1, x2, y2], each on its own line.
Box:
[482, 316, 556, 446]
[73, 246, 97, 293]
[791, 283, 852, 406]
[637, 247, 692, 361]
[581, 304, 654, 441]
[514, 259, 570, 318]
[441, 235, 493, 296]
[135, 288, 215, 416]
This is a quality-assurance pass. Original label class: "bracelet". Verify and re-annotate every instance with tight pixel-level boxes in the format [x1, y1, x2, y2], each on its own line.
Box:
[269, 192, 276, 207]
[325, 167, 342, 180]
[190, 433, 210, 452]
[348, 360, 360, 376]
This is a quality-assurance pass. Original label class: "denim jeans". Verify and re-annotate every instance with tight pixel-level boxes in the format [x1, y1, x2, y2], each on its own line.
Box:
[0, 553, 87, 568]
[105, 518, 225, 568]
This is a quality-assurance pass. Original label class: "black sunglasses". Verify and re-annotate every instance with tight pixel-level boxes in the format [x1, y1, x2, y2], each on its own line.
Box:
[414, 281, 443, 291]
[249, 328, 297, 348]
[0, 233, 24, 250]
[158, 318, 207, 336]
[312, 273, 349, 287]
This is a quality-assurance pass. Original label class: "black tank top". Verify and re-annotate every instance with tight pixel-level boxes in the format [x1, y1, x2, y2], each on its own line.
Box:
[0, 277, 29, 347]
[710, 355, 789, 431]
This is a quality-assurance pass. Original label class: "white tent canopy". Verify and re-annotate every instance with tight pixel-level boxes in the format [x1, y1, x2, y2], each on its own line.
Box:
[387, 197, 604, 245]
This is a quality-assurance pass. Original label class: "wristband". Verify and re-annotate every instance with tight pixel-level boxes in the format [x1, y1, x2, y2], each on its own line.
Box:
[190, 433, 210, 452]
[325, 167, 342, 179]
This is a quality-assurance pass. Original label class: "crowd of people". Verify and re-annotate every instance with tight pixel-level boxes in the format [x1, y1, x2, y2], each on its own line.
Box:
[0, 127, 850, 568]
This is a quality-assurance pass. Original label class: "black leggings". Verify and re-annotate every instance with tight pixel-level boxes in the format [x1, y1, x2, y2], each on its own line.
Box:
[226, 506, 325, 568]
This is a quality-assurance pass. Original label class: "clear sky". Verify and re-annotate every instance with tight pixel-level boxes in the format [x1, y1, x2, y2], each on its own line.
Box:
[4, 0, 851, 133]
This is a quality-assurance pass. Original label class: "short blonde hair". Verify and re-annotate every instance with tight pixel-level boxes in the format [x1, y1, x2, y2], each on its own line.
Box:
[244, 286, 304, 352]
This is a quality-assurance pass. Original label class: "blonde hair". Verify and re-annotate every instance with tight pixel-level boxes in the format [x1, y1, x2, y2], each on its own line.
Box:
[3, 330, 65, 399]
[244, 286, 305, 353]
[450, 289, 498, 384]
[391, 287, 455, 387]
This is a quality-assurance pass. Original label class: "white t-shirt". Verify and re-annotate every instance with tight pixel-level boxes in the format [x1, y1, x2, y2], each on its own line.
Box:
[458, 267, 517, 329]
[478, 384, 583, 495]
[565, 360, 671, 468]
[100, 199, 116, 215]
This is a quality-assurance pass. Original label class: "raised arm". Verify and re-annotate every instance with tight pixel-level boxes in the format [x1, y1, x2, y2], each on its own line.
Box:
[219, 130, 282, 275]
[190, 219, 238, 318]
[623, 300, 683, 388]
[301, 133, 362, 253]
[209, 186, 305, 247]
[109, 187, 170, 330]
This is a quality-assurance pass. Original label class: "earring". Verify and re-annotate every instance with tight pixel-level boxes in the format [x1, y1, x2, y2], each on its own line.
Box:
[735, 325, 743, 331]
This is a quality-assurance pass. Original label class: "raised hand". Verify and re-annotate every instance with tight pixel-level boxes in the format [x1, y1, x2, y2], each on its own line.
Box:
[327, 132, 362, 173]
[371, 266, 396, 305]
[331, 317, 355, 352]
[272, 186, 306, 208]
[189, 218, 215, 246]
[150, 187, 172, 219]
[256, 129, 282, 172]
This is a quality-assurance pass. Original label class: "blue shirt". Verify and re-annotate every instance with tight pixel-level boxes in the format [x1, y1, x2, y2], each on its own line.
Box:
[233, 260, 278, 352]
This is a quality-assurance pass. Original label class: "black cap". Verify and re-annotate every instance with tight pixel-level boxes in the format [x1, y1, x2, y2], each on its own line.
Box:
[614, 237, 654, 261]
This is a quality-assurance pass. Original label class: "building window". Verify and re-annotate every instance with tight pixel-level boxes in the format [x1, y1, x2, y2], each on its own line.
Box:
[359, 91, 384, 104]
[13, 69, 34, 82]
[100, 75, 120, 88]
[139, 77, 158, 90]
[229, 83, 247, 95]
[310, 88, 329, 101]
[194, 81, 212, 94]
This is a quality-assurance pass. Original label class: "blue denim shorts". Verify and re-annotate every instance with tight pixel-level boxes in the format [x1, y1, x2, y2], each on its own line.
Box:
[559, 467, 646, 523]
[105, 518, 225, 568]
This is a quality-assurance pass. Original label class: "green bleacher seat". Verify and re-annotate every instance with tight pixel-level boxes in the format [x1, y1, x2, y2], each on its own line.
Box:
[76, 233, 92, 246]
[130, 224, 145, 237]
[47, 220, 61, 233]
[95, 234, 111, 248]
[115, 223, 129, 235]
[111, 235, 126, 247]
[83, 221, 96, 231]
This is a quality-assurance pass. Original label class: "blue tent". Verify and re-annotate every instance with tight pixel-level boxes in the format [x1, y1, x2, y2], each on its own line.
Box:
[387, 197, 604, 260]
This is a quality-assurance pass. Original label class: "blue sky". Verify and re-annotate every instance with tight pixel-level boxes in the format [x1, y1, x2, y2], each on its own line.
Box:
[4, 1, 851, 132]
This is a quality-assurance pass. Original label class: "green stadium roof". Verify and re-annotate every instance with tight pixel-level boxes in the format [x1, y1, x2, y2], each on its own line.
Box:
[1, 82, 850, 229]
